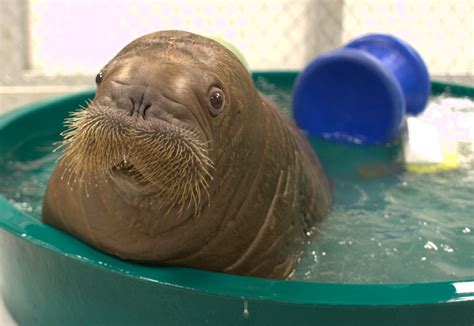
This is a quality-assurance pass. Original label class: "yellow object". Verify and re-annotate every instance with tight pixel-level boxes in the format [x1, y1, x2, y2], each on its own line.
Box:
[404, 117, 460, 174]
[406, 142, 459, 173]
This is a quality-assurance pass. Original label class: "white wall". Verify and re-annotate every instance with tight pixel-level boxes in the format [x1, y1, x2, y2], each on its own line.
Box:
[29, 0, 327, 74]
[342, 0, 474, 77]
[30, 0, 474, 75]
[28, 0, 473, 77]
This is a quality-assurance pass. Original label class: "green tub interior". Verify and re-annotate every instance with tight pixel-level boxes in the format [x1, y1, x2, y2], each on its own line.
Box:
[1, 72, 473, 325]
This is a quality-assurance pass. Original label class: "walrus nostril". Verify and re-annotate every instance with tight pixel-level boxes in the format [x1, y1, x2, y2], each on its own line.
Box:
[129, 96, 152, 119]
[142, 104, 152, 119]
[129, 98, 135, 116]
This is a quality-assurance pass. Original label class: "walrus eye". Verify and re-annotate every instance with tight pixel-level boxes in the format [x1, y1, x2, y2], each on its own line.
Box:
[208, 87, 225, 117]
[95, 71, 104, 86]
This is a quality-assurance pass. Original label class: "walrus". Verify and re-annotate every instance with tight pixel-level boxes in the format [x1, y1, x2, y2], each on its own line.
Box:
[42, 30, 332, 279]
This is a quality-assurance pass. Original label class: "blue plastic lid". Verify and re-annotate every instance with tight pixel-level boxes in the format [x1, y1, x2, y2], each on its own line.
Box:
[293, 48, 405, 145]
[346, 34, 430, 116]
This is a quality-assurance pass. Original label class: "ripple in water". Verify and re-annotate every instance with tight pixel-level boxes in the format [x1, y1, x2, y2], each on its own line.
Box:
[0, 134, 60, 218]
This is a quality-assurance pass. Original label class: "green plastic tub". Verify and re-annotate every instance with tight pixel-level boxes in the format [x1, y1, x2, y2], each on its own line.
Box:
[1, 72, 473, 325]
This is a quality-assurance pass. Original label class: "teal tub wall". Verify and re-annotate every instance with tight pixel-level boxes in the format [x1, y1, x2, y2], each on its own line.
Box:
[1, 72, 473, 325]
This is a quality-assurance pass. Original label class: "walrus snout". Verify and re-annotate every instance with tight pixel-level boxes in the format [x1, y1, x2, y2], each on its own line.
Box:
[97, 82, 186, 123]
[97, 58, 197, 113]
[94, 61, 212, 147]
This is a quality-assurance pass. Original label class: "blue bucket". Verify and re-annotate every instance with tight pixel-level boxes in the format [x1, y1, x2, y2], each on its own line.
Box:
[346, 34, 431, 116]
[293, 34, 430, 145]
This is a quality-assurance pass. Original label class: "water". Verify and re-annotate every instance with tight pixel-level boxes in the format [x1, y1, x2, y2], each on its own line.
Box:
[290, 169, 474, 283]
[0, 134, 59, 218]
[0, 90, 473, 284]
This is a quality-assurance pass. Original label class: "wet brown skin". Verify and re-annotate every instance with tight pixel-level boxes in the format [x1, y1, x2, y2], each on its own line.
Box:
[42, 30, 332, 279]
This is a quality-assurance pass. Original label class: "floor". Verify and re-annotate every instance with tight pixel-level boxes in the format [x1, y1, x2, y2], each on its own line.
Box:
[0, 297, 16, 325]
[0, 250, 17, 325]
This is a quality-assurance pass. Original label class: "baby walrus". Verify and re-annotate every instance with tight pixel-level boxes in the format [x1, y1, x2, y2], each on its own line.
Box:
[42, 30, 332, 279]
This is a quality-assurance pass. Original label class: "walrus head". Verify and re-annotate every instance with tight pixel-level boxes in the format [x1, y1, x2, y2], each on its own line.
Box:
[59, 31, 255, 214]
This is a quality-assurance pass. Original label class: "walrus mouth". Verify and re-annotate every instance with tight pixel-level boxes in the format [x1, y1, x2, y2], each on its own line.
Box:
[59, 103, 214, 213]
[109, 162, 153, 202]
[111, 161, 149, 190]
[112, 162, 141, 181]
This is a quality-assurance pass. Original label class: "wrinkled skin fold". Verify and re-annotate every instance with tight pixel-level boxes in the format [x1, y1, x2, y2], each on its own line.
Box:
[42, 30, 332, 279]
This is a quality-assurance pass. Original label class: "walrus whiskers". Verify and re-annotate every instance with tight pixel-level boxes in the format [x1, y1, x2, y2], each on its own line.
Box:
[59, 105, 129, 185]
[59, 103, 213, 213]
[130, 122, 213, 214]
